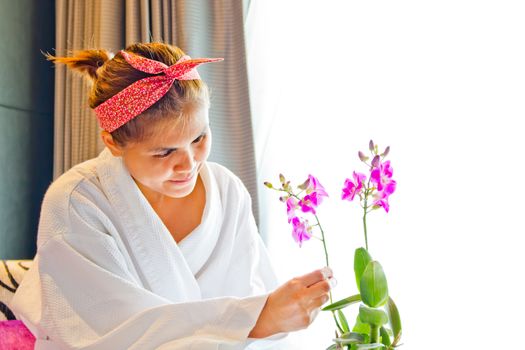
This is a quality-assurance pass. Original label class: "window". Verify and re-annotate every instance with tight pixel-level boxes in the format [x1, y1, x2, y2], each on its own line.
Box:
[246, 1, 525, 348]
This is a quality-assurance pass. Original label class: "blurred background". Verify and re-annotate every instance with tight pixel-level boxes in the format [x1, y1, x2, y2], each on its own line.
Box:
[247, 1, 525, 348]
[1, 0, 524, 348]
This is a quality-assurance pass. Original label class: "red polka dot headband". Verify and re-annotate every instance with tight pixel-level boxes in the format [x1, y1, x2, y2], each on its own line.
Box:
[94, 50, 223, 132]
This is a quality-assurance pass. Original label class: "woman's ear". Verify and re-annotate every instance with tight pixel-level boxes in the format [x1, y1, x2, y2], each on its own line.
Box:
[101, 131, 124, 157]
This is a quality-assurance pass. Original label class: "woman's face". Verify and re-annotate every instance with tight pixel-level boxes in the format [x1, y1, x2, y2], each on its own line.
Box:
[108, 104, 211, 201]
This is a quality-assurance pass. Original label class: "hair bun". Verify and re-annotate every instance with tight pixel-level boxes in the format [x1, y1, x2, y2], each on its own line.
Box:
[44, 49, 112, 80]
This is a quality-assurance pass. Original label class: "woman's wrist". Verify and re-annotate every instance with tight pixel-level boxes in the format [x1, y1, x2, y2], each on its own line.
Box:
[248, 317, 276, 338]
[248, 324, 271, 338]
[248, 295, 279, 338]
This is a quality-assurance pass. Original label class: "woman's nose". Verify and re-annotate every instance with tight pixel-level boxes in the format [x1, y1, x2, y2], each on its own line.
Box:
[176, 149, 195, 172]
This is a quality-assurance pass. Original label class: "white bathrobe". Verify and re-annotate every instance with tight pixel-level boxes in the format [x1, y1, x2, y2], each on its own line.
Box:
[10, 149, 287, 350]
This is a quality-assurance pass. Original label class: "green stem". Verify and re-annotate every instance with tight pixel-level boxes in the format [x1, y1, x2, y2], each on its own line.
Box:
[363, 192, 369, 251]
[333, 313, 344, 334]
[314, 214, 337, 302]
[314, 214, 330, 269]
[313, 214, 344, 334]
[370, 325, 379, 343]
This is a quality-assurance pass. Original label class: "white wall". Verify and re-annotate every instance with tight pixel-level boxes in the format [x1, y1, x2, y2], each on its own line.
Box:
[246, 1, 525, 349]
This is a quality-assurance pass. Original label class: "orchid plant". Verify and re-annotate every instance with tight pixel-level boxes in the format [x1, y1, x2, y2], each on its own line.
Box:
[265, 140, 402, 350]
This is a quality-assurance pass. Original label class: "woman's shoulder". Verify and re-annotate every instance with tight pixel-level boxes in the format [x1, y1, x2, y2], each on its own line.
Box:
[36, 156, 108, 246]
[45, 158, 101, 202]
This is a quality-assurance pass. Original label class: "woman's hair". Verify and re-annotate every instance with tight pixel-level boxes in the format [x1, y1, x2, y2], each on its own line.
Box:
[46, 42, 210, 146]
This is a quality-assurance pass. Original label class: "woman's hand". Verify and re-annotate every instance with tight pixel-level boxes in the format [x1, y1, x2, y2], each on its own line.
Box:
[248, 267, 336, 338]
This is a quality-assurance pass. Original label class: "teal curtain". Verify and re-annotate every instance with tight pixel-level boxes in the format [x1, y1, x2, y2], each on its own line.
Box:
[0, 0, 55, 259]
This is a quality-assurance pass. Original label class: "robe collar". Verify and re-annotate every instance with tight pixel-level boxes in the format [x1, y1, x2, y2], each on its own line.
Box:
[95, 148, 222, 302]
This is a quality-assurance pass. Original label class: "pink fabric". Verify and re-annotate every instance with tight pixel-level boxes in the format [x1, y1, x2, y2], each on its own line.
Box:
[0, 320, 36, 350]
[93, 50, 223, 132]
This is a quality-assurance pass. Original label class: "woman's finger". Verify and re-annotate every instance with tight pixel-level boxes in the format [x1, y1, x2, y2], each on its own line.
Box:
[308, 277, 336, 298]
[296, 267, 333, 287]
[310, 293, 330, 308]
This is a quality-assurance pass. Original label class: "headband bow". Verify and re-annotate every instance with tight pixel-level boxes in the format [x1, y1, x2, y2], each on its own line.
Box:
[94, 50, 223, 132]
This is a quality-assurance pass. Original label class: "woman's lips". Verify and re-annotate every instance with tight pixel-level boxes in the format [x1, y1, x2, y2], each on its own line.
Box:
[169, 173, 194, 184]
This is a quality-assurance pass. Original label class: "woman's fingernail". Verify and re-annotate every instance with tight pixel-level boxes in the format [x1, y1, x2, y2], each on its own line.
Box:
[321, 267, 332, 279]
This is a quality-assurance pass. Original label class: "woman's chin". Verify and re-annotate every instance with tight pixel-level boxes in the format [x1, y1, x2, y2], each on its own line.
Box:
[163, 179, 197, 198]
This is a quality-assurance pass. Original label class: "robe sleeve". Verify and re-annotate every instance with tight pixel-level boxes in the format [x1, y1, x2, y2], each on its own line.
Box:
[221, 175, 292, 349]
[10, 186, 271, 350]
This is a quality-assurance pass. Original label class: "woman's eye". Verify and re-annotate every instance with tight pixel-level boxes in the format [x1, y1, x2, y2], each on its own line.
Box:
[154, 150, 174, 158]
[153, 134, 205, 158]
[193, 134, 206, 144]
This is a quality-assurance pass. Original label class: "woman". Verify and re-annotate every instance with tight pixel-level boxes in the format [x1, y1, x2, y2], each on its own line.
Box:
[11, 42, 335, 349]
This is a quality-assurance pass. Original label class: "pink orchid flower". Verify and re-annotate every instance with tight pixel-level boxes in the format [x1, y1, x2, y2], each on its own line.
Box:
[291, 217, 312, 247]
[297, 175, 329, 214]
[371, 160, 395, 192]
[372, 193, 390, 213]
[299, 192, 325, 214]
[372, 180, 397, 212]
[306, 175, 329, 200]
[342, 171, 367, 201]
[286, 197, 298, 223]
[298, 194, 316, 214]
[373, 197, 390, 213]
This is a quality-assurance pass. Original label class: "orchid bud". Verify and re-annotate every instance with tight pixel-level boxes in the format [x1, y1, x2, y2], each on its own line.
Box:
[374, 144, 379, 155]
[358, 151, 369, 162]
[264, 181, 273, 189]
[297, 178, 310, 190]
[279, 173, 285, 185]
[371, 155, 380, 168]
[381, 146, 390, 158]
[279, 196, 287, 202]
[369, 140, 375, 152]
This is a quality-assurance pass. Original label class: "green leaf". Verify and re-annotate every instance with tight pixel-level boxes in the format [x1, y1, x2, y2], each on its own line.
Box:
[322, 294, 362, 311]
[358, 305, 388, 327]
[352, 314, 371, 335]
[391, 331, 403, 348]
[338, 310, 350, 333]
[333, 332, 366, 345]
[386, 297, 402, 340]
[380, 327, 391, 347]
[354, 248, 372, 292]
[360, 261, 389, 308]
[326, 344, 338, 350]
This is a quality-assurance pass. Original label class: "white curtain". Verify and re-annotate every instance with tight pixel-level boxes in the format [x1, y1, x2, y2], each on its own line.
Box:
[246, 1, 525, 349]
